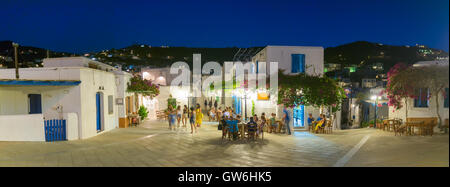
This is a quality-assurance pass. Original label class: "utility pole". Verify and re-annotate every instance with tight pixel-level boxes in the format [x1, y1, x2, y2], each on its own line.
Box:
[12, 42, 19, 79]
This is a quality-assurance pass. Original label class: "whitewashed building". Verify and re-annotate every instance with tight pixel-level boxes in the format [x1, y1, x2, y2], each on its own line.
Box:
[389, 60, 449, 132]
[0, 57, 132, 141]
[248, 46, 340, 131]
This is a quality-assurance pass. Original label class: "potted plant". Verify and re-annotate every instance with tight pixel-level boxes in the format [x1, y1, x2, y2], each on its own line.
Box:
[138, 106, 149, 120]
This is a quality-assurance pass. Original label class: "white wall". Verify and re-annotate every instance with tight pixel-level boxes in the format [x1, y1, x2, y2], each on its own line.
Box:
[0, 114, 45, 141]
[0, 67, 122, 140]
[253, 46, 324, 77]
[114, 71, 133, 118]
[389, 96, 449, 132]
[252, 46, 333, 130]
[64, 112, 79, 140]
[0, 86, 81, 120]
[79, 68, 119, 139]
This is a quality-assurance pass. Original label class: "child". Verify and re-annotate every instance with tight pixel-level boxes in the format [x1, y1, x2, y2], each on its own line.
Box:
[270, 113, 277, 133]
[189, 107, 197, 134]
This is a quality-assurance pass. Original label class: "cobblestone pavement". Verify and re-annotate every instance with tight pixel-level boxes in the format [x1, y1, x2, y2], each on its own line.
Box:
[0, 120, 448, 167]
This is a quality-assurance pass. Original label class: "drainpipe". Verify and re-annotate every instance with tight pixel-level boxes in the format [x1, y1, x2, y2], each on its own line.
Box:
[12, 42, 19, 79]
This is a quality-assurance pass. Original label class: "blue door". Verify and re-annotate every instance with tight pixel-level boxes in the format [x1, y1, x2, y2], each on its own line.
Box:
[96, 92, 102, 131]
[293, 105, 304, 128]
[232, 96, 242, 115]
[28, 94, 42, 114]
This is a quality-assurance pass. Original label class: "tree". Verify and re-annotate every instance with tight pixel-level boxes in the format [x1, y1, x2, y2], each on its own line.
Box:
[386, 63, 449, 128]
[385, 63, 417, 119]
[127, 75, 160, 98]
[278, 70, 347, 125]
[409, 65, 449, 128]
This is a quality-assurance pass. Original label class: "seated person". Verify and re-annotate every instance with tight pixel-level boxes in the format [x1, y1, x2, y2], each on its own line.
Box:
[269, 113, 277, 133]
[314, 114, 327, 132]
[226, 118, 239, 140]
[246, 117, 257, 140]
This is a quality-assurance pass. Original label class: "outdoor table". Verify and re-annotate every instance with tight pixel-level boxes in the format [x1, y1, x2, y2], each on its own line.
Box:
[386, 119, 401, 132]
[405, 121, 425, 136]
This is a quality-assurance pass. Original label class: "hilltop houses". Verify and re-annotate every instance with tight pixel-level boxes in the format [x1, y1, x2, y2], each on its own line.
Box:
[0, 57, 133, 141]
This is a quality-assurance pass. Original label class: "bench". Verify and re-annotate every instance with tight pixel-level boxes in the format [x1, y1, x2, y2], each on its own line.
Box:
[406, 117, 437, 136]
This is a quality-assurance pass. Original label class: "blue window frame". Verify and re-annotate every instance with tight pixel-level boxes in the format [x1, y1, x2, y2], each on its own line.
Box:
[28, 94, 42, 114]
[414, 88, 429, 108]
[444, 88, 449, 108]
[232, 95, 242, 115]
[291, 54, 305, 73]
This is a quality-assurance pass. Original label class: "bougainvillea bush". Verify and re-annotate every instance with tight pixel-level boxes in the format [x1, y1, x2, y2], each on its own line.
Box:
[277, 70, 346, 113]
[384, 63, 416, 111]
[127, 75, 160, 98]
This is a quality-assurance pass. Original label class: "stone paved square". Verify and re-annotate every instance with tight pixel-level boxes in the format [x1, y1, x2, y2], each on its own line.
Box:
[0, 120, 448, 167]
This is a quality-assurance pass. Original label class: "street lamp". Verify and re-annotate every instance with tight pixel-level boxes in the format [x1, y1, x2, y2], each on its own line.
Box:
[371, 95, 381, 128]
[12, 42, 19, 79]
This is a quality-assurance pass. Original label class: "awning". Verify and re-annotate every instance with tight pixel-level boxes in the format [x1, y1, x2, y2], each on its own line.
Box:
[0, 79, 81, 86]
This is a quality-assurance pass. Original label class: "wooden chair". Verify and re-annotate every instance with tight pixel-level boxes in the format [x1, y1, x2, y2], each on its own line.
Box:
[246, 123, 257, 141]
[156, 110, 167, 121]
[314, 122, 325, 134]
[258, 123, 265, 140]
[221, 121, 229, 142]
[278, 121, 286, 134]
[443, 119, 449, 134]
[325, 121, 333, 134]
[309, 122, 316, 133]
[129, 115, 140, 127]
[394, 122, 406, 136]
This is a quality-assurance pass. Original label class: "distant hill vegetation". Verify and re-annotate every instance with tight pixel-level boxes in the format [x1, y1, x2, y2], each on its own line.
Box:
[1, 40, 447, 71]
[324, 41, 447, 71]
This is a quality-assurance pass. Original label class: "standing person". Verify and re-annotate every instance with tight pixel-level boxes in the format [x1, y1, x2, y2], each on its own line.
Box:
[176, 106, 182, 128]
[259, 113, 267, 136]
[189, 107, 197, 134]
[223, 107, 230, 118]
[182, 105, 188, 128]
[209, 107, 216, 122]
[167, 105, 176, 130]
[204, 100, 208, 113]
[214, 100, 218, 110]
[195, 104, 203, 128]
[307, 113, 315, 131]
[208, 100, 213, 111]
[283, 106, 291, 135]
[216, 107, 222, 121]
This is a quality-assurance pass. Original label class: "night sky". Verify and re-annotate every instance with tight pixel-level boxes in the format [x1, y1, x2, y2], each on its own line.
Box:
[1, 0, 448, 53]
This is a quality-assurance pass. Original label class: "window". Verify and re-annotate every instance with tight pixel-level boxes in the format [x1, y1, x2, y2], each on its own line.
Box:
[414, 88, 429, 108]
[28, 94, 42, 114]
[444, 88, 449, 108]
[256, 61, 259, 74]
[126, 96, 131, 114]
[291, 54, 305, 73]
[108, 95, 114, 114]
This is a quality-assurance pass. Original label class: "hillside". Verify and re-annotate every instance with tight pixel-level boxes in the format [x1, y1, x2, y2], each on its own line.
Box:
[1, 40, 447, 72]
[89, 45, 262, 68]
[0, 41, 75, 68]
[324, 41, 448, 71]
